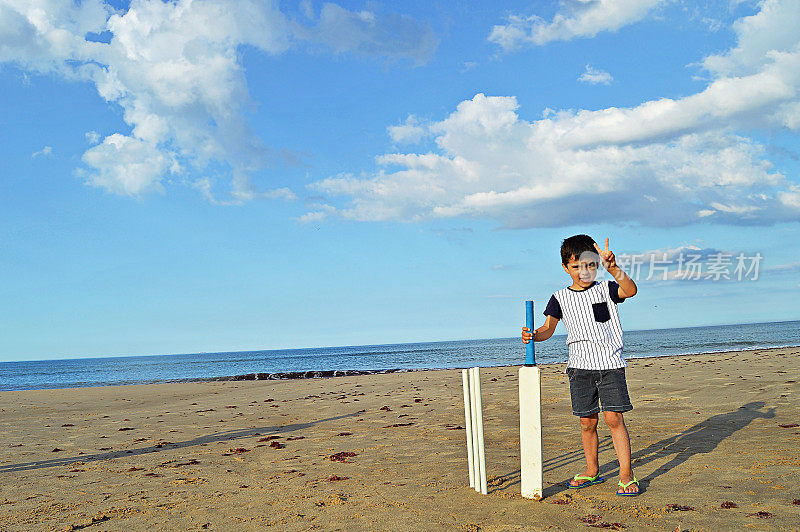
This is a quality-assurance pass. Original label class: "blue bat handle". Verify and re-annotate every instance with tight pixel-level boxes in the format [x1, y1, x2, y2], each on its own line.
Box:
[525, 300, 535, 366]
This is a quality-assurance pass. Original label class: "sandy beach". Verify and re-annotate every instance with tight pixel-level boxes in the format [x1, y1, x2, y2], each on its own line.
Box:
[1, 346, 799, 531]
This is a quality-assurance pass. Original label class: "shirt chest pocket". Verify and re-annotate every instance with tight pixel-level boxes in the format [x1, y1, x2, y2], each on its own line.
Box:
[592, 302, 611, 323]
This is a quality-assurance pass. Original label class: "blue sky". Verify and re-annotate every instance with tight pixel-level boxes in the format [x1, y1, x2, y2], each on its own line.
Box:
[2, 0, 800, 362]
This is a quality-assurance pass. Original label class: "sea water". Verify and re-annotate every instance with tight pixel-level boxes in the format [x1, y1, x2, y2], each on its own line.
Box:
[1, 320, 799, 391]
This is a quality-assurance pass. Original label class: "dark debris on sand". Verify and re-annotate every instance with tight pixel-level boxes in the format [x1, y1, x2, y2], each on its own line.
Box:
[589, 523, 625, 530]
[746, 511, 774, 518]
[666, 504, 694, 512]
[329, 451, 356, 462]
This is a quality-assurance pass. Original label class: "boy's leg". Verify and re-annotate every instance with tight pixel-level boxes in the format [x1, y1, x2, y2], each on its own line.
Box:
[597, 368, 637, 494]
[603, 411, 637, 494]
[569, 414, 600, 486]
[567, 368, 603, 487]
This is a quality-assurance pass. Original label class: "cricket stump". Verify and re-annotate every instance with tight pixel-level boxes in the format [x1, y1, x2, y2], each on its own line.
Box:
[520, 300, 543, 500]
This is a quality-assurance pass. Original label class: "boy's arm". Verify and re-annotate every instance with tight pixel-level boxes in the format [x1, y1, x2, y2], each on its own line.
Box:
[594, 237, 638, 299]
[523, 294, 562, 343]
[521, 315, 559, 343]
[608, 264, 637, 298]
[535, 315, 559, 341]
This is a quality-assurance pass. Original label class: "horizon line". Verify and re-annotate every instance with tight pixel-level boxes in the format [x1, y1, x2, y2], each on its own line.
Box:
[2, 317, 799, 364]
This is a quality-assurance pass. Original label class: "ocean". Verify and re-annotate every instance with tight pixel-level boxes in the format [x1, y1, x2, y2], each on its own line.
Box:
[1, 320, 799, 391]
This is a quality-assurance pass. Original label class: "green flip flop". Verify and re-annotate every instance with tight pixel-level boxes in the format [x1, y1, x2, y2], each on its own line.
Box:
[616, 477, 640, 496]
[569, 474, 605, 489]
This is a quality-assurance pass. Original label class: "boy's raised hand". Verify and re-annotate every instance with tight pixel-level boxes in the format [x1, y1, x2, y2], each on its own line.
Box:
[593, 237, 617, 270]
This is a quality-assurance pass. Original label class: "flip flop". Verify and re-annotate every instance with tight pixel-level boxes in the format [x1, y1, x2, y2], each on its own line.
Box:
[616, 477, 640, 496]
[569, 474, 605, 489]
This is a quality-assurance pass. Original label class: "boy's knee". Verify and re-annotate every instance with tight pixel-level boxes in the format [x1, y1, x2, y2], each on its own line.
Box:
[603, 411, 624, 429]
[579, 415, 598, 432]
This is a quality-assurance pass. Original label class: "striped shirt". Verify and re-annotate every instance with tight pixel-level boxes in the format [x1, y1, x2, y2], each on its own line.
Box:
[543, 280, 626, 370]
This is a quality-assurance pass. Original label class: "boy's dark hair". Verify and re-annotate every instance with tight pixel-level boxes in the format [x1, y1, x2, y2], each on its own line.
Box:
[561, 234, 597, 265]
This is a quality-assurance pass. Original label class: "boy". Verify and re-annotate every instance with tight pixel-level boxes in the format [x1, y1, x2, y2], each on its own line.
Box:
[521, 234, 640, 496]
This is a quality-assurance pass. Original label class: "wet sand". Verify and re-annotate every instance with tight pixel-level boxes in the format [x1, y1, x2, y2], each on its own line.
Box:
[1, 346, 799, 531]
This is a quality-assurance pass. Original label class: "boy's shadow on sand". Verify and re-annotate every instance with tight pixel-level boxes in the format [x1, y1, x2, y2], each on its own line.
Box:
[0, 412, 360, 474]
[489, 401, 775, 497]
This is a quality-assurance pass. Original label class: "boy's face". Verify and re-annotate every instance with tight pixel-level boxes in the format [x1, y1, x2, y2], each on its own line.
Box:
[563, 251, 601, 288]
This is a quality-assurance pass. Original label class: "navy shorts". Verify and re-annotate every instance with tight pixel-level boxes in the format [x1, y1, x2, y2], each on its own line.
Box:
[566, 367, 633, 417]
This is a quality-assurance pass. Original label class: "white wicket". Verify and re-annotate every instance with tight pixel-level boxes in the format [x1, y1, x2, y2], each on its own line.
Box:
[462, 367, 488, 495]
[519, 365, 543, 500]
[462, 364, 542, 500]
[461, 369, 475, 488]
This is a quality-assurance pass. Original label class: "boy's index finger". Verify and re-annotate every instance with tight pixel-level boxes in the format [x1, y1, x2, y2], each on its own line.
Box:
[593, 242, 601, 253]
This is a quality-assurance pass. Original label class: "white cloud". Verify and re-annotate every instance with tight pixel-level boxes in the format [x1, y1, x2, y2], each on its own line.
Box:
[85, 131, 101, 144]
[489, 0, 666, 51]
[193, 175, 297, 205]
[701, 17, 724, 32]
[310, 95, 792, 226]
[292, 3, 438, 66]
[578, 64, 613, 85]
[306, 1, 800, 228]
[31, 145, 52, 158]
[762, 259, 800, 273]
[300, 0, 315, 20]
[702, 0, 800, 77]
[388, 115, 429, 144]
[295, 202, 337, 224]
[79, 133, 177, 196]
[0, 0, 110, 73]
[635, 245, 729, 263]
[0, 0, 438, 201]
[778, 184, 800, 208]
[297, 211, 328, 224]
[602, 244, 770, 283]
